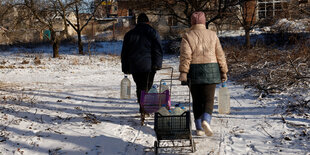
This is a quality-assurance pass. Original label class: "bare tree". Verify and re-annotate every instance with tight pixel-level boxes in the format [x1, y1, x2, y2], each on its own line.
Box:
[0, 1, 32, 30]
[0, 1, 15, 44]
[24, 0, 62, 58]
[0, 0, 15, 26]
[54, 0, 76, 39]
[59, 0, 100, 55]
[234, 0, 259, 48]
[145, 0, 240, 28]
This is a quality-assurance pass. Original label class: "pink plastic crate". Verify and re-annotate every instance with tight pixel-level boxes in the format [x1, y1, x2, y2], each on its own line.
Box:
[140, 90, 171, 114]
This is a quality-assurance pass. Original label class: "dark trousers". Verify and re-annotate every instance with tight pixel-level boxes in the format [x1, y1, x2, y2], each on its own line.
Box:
[190, 84, 216, 120]
[132, 72, 156, 112]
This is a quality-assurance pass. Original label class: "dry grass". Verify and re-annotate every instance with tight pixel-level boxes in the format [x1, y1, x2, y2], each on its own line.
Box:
[227, 44, 309, 86]
[33, 56, 41, 65]
[0, 81, 37, 105]
[0, 65, 16, 69]
[225, 41, 310, 115]
[99, 56, 106, 62]
[70, 57, 79, 65]
[1, 60, 7, 65]
[2, 92, 37, 105]
[0, 82, 19, 89]
[21, 59, 29, 64]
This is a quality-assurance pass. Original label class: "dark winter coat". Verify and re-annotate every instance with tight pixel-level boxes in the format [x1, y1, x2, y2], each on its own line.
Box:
[121, 23, 163, 74]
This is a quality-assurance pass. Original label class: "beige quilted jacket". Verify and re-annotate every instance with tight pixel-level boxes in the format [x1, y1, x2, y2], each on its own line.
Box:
[179, 24, 228, 74]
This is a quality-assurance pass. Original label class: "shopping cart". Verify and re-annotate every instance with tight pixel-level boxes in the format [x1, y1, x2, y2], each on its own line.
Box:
[153, 78, 196, 154]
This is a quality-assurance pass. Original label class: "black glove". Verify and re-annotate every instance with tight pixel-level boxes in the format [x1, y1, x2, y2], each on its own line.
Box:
[122, 70, 130, 74]
[152, 66, 161, 71]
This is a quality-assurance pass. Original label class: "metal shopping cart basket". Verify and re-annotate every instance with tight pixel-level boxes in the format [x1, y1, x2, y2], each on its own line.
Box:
[154, 110, 195, 154]
[153, 76, 196, 154]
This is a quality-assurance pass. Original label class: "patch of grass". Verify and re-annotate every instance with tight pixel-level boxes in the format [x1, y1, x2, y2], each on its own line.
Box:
[225, 41, 309, 116]
[70, 57, 79, 65]
[0, 60, 7, 65]
[21, 59, 29, 64]
[99, 57, 105, 62]
[33, 56, 41, 65]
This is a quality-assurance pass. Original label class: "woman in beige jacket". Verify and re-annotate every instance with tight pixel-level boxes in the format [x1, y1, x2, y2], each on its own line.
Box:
[179, 12, 228, 136]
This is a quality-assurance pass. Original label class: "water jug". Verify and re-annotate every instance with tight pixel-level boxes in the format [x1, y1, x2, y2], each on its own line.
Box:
[181, 106, 186, 111]
[160, 82, 169, 93]
[218, 82, 230, 114]
[148, 84, 158, 93]
[120, 75, 131, 99]
[157, 106, 170, 116]
[171, 107, 184, 115]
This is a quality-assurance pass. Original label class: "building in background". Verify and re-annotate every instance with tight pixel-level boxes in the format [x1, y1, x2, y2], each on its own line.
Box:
[257, 0, 309, 20]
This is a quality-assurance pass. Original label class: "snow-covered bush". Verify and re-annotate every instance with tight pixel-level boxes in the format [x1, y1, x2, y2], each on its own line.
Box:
[270, 18, 310, 33]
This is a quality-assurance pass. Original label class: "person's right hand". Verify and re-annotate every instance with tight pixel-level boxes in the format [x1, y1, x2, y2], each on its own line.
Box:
[179, 72, 187, 82]
[221, 73, 227, 82]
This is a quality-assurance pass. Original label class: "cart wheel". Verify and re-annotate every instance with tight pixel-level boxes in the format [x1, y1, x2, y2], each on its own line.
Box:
[154, 141, 158, 154]
[140, 113, 145, 126]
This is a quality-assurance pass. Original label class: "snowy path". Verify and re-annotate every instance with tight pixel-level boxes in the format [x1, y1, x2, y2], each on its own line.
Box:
[0, 54, 309, 155]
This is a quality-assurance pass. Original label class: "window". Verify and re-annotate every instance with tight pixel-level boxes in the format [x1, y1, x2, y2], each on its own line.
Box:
[266, 3, 273, 16]
[258, 3, 266, 18]
[257, 0, 287, 19]
[258, 11, 266, 18]
[275, 2, 282, 10]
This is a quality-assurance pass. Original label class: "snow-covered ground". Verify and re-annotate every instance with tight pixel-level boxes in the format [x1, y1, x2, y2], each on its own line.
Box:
[0, 50, 309, 155]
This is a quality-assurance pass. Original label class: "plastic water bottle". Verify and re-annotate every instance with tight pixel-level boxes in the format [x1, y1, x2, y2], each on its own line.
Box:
[171, 106, 185, 128]
[148, 84, 158, 93]
[157, 106, 170, 116]
[171, 107, 184, 115]
[160, 82, 169, 93]
[120, 75, 131, 99]
[158, 106, 172, 128]
[218, 82, 230, 114]
[181, 106, 187, 112]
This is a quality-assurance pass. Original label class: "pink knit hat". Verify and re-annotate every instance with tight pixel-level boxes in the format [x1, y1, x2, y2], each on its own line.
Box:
[191, 11, 206, 25]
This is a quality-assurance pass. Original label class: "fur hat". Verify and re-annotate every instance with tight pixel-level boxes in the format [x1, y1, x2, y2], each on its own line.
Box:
[191, 11, 206, 25]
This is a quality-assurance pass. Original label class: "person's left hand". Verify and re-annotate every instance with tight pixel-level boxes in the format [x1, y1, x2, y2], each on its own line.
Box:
[179, 72, 187, 82]
[221, 73, 227, 82]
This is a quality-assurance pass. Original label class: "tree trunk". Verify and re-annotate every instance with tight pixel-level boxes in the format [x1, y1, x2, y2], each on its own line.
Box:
[77, 31, 83, 55]
[63, 15, 68, 39]
[53, 39, 60, 58]
[245, 28, 251, 48]
[74, 4, 83, 55]
[51, 30, 59, 58]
